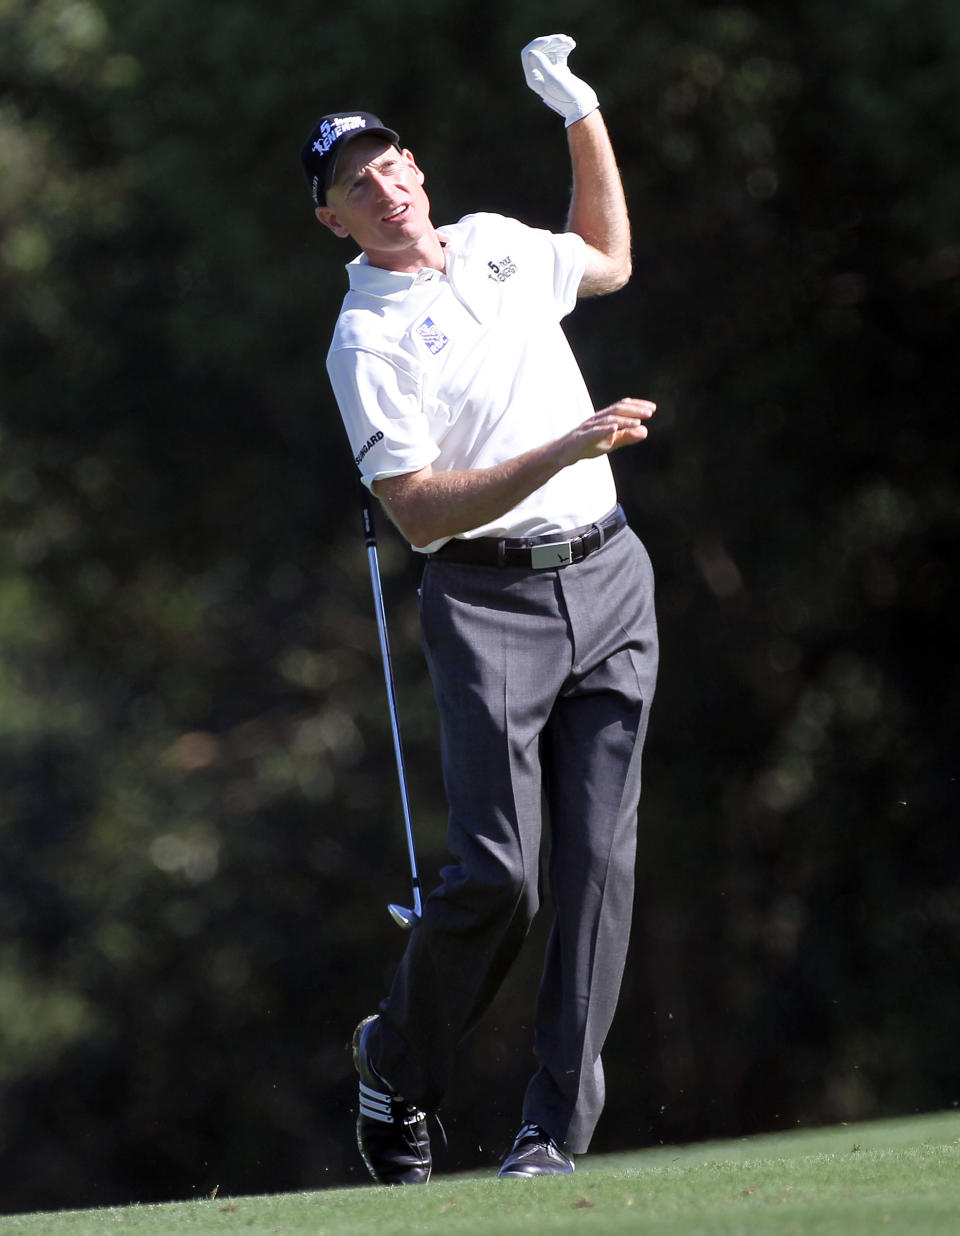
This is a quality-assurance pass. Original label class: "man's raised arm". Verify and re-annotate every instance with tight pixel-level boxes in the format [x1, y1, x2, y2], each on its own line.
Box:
[521, 34, 632, 296]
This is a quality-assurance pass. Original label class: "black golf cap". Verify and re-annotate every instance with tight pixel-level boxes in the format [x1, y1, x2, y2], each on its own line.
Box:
[300, 112, 400, 206]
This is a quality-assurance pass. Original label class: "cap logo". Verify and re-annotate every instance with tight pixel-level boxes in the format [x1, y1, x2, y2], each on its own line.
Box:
[312, 114, 367, 157]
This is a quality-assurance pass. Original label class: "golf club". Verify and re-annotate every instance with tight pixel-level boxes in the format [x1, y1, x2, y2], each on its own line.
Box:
[360, 485, 423, 930]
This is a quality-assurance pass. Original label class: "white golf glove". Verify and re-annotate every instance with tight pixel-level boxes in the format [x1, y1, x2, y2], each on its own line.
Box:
[521, 34, 599, 126]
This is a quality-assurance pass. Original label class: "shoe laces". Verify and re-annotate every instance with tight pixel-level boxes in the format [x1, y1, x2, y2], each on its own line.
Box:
[512, 1121, 551, 1149]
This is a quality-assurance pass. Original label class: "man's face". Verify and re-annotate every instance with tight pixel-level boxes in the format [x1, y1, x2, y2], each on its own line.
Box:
[316, 136, 432, 271]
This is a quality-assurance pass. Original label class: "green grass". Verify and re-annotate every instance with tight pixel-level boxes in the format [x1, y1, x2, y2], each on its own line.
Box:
[7, 1110, 960, 1235]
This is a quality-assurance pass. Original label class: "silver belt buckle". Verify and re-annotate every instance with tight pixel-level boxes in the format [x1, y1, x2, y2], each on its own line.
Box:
[530, 540, 573, 569]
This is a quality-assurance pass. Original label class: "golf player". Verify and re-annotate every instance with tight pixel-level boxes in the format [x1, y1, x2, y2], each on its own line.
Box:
[301, 34, 659, 1182]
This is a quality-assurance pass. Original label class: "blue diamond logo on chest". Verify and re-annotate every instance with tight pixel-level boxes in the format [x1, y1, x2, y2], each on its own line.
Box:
[415, 316, 449, 355]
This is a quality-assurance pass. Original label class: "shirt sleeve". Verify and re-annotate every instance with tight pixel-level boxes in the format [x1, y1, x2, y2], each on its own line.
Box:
[548, 229, 587, 316]
[495, 214, 586, 318]
[327, 345, 440, 487]
[455, 213, 585, 320]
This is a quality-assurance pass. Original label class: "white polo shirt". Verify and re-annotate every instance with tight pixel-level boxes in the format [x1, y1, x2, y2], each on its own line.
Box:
[327, 212, 618, 553]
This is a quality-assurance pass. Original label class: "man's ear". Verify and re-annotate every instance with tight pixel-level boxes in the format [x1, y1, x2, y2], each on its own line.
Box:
[315, 205, 350, 238]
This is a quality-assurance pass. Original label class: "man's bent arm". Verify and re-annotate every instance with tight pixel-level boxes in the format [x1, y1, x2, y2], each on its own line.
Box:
[566, 111, 632, 297]
[373, 399, 654, 548]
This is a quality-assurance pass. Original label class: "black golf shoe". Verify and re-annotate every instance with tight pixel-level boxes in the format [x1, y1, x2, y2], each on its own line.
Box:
[498, 1122, 575, 1178]
[352, 1014, 431, 1185]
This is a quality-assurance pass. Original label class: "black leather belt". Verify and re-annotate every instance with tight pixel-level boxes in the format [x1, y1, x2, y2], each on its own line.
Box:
[429, 505, 627, 569]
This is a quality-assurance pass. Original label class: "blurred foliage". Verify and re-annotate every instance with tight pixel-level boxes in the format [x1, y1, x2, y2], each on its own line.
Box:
[1, 0, 958, 1214]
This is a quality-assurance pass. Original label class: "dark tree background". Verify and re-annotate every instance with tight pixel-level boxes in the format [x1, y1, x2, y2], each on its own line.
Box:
[1, 0, 958, 1214]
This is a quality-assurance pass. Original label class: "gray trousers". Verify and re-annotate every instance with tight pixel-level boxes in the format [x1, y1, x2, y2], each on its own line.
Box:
[367, 521, 658, 1154]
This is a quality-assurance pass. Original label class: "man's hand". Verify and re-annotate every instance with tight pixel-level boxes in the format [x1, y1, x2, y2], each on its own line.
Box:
[521, 34, 599, 126]
[563, 398, 656, 460]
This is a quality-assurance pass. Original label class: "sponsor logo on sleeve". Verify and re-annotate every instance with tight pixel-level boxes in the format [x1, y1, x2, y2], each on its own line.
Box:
[415, 316, 449, 355]
[487, 256, 517, 283]
[354, 430, 384, 466]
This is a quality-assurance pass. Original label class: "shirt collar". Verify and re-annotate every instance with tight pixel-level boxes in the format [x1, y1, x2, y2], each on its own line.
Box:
[345, 254, 417, 298]
[345, 230, 458, 298]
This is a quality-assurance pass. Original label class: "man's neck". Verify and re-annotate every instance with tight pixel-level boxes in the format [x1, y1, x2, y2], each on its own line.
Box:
[365, 228, 446, 275]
